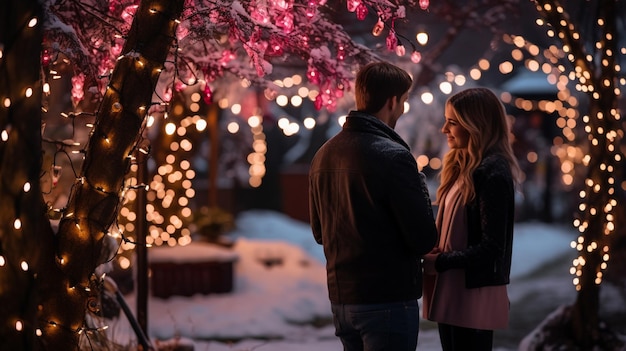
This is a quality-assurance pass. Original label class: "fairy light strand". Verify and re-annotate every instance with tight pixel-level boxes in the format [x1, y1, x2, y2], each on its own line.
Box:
[534, 0, 623, 292]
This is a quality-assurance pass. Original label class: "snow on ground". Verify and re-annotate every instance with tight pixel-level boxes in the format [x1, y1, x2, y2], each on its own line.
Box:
[106, 210, 590, 350]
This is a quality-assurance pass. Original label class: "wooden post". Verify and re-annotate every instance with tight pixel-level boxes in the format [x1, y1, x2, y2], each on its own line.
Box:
[208, 103, 219, 208]
[135, 150, 149, 338]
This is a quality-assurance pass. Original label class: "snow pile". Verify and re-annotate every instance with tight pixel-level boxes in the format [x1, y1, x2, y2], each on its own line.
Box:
[104, 210, 626, 351]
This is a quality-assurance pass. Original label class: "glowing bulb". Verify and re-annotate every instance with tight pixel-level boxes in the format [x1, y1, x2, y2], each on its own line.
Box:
[146, 115, 155, 127]
[395, 44, 406, 56]
[16, 320, 23, 331]
[20, 261, 28, 271]
[231, 103, 242, 115]
[14, 218, 22, 229]
[248, 115, 262, 128]
[196, 119, 207, 132]
[439, 81, 453, 94]
[416, 32, 429, 45]
[276, 95, 288, 107]
[290, 95, 303, 107]
[28, 17, 37, 27]
[227, 122, 239, 134]
[278, 117, 290, 129]
[372, 19, 384, 36]
[338, 115, 347, 126]
[454, 75, 466, 86]
[411, 51, 422, 63]
[304, 117, 316, 129]
[421, 92, 434, 104]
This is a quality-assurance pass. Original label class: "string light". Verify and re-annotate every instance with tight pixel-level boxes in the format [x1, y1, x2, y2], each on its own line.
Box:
[0, 2, 184, 348]
[372, 18, 385, 36]
[533, 0, 623, 293]
[8, 0, 620, 348]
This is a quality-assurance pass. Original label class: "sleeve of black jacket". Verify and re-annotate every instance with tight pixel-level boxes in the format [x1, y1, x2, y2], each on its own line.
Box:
[387, 151, 438, 257]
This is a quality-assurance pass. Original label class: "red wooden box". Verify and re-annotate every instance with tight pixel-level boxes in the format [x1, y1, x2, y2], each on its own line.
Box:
[148, 242, 239, 299]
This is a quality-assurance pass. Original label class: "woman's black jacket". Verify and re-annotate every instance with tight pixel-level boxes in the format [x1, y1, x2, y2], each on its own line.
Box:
[434, 153, 515, 288]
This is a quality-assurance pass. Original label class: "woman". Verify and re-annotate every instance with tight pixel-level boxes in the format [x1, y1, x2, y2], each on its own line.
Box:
[422, 87, 521, 350]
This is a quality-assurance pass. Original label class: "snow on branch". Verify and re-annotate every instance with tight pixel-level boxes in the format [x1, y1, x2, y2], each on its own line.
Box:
[42, 0, 430, 111]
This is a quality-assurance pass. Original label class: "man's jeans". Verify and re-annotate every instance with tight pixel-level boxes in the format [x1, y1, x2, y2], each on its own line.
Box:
[331, 300, 419, 351]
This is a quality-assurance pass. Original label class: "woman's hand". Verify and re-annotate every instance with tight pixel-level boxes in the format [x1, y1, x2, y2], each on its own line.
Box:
[422, 247, 441, 275]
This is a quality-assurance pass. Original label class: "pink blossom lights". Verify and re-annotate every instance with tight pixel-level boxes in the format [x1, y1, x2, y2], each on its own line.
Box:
[347, 0, 361, 12]
[70, 74, 85, 107]
[306, 66, 320, 85]
[306, 0, 318, 18]
[386, 29, 398, 51]
[356, 3, 368, 20]
[251, 5, 271, 24]
[395, 44, 406, 56]
[411, 51, 422, 63]
[342, 1, 431, 66]
[202, 83, 213, 104]
[276, 12, 295, 33]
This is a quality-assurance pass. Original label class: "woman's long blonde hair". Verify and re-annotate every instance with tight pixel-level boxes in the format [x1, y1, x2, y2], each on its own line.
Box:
[436, 88, 521, 204]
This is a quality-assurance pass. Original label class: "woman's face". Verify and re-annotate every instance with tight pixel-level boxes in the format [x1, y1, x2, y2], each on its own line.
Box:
[442, 104, 470, 149]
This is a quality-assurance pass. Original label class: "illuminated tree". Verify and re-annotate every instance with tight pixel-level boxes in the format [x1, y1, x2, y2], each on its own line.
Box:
[1, 0, 185, 349]
[0, 0, 46, 350]
[9, 0, 620, 350]
[520, 0, 625, 349]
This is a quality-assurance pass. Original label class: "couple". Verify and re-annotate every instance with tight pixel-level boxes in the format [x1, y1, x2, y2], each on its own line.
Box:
[309, 62, 521, 351]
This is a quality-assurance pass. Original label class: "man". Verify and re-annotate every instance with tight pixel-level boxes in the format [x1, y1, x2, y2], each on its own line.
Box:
[309, 61, 438, 351]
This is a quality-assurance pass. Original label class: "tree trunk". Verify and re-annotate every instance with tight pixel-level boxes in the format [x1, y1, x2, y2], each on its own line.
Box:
[0, 0, 45, 349]
[2, 0, 184, 349]
[534, 0, 622, 348]
[571, 1, 620, 347]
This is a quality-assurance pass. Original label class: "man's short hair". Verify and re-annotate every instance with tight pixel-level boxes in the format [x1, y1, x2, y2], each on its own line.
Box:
[355, 62, 412, 114]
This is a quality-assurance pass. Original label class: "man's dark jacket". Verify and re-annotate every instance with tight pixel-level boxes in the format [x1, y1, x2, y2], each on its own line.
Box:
[309, 111, 438, 304]
[434, 153, 515, 288]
